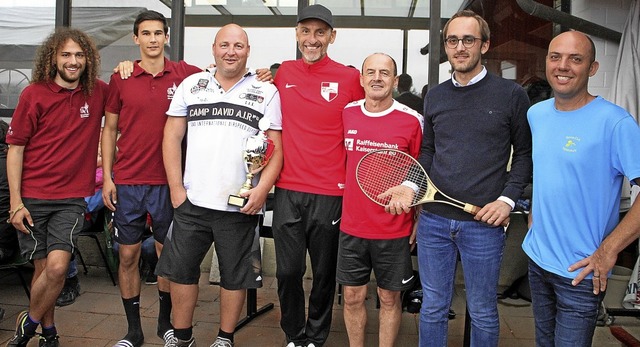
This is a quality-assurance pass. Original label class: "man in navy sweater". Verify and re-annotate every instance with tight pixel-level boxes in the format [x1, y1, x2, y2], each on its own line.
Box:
[412, 10, 532, 346]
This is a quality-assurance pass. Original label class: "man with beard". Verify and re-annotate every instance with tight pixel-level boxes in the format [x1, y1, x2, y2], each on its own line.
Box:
[271, 4, 364, 347]
[413, 10, 532, 346]
[5, 27, 107, 347]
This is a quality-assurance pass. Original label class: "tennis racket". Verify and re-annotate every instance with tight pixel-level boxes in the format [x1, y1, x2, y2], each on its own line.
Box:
[355, 149, 481, 215]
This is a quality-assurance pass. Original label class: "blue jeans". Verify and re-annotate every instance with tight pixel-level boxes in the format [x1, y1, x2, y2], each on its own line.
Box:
[417, 212, 505, 347]
[67, 257, 78, 278]
[528, 259, 604, 347]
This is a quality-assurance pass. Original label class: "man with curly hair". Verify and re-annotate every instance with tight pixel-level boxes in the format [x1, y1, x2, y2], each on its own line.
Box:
[5, 27, 108, 347]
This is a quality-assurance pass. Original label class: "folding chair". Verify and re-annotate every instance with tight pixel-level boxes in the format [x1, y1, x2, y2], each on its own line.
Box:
[76, 208, 117, 286]
[0, 253, 31, 299]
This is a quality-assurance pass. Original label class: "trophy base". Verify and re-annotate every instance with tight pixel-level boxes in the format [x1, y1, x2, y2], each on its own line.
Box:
[228, 194, 248, 207]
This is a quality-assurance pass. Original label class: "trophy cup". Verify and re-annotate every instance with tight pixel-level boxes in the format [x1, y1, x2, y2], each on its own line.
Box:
[228, 118, 274, 207]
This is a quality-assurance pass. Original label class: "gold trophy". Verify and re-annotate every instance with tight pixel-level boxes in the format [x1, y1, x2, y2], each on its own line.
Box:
[228, 118, 274, 207]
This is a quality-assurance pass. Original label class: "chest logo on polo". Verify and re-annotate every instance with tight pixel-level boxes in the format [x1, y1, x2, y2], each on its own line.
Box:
[321, 82, 338, 102]
[79, 102, 90, 118]
[563, 136, 579, 153]
[167, 83, 177, 100]
[190, 79, 209, 94]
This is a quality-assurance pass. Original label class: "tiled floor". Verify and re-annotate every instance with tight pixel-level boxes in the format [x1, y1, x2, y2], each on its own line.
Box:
[1, 266, 639, 346]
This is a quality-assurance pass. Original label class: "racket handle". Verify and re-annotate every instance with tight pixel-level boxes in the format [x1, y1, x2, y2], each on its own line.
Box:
[464, 204, 509, 226]
[463, 204, 481, 215]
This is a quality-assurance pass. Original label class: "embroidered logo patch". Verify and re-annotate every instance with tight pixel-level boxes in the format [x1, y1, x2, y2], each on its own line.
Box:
[167, 83, 177, 100]
[321, 82, 338, 102]
[79, 102, 90, 118]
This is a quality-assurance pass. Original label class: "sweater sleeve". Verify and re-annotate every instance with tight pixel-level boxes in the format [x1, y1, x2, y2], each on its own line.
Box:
[418, 94, 435, 174]
[501, 84, 532, 202]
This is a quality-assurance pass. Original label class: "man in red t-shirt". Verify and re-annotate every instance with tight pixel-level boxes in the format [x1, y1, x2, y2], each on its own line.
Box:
[338, 53, 423, 347]
[102, 11, 202, 347]
[272, 5, 364, 347]
[6, 28, 107, 347]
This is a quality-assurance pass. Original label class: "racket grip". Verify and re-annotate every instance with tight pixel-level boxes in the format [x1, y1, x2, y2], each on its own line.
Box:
[463, 204, 481, 215]
[464, 204, 509, 226]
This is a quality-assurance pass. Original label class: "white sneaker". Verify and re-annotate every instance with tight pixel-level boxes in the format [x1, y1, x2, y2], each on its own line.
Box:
[163, 330, 178, 347]
[306, 344, 317, 347]
[210, 336, 233, 347]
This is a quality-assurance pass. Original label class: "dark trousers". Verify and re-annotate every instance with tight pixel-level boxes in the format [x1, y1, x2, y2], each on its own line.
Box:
[272, 188, 342, 346]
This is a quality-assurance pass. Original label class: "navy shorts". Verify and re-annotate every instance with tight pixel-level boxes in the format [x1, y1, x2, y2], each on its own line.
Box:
[336, 231, 415, 291]
[156, 198, 262, 289]
[18, 198, 86, 260]
[112, 184, 172, 245]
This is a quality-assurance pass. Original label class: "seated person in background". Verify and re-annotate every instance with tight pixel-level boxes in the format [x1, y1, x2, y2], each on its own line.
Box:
[113, 214, 159, 285]
[0, 120, 19, 264]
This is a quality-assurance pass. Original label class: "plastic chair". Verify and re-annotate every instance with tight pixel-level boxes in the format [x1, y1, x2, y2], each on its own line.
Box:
[0, 253, 31, 298]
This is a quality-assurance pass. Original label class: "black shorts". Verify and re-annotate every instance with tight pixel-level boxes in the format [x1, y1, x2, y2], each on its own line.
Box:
[336, 231, 415, 291]
[156, 198, 262, 289]
[18, 198, 86, 260]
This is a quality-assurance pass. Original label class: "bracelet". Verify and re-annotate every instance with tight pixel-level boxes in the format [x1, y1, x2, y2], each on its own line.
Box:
[8, 203, 25, 215]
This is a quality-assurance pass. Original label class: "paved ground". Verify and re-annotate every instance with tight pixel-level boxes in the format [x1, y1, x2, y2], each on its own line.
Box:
[1, 265, 639, 346]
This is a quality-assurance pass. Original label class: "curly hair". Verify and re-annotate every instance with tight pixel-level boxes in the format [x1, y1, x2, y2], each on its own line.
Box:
[31, 27, 100, 96]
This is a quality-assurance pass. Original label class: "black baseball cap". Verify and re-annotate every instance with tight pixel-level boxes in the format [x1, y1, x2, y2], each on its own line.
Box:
[297, 4, 334, 28]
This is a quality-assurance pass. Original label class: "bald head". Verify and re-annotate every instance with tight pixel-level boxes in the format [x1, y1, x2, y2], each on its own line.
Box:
[550, 31, 596, 63]
[214, 23, 249, 45]
[546, 30, 599, 109]
[212, 23, 250, 80]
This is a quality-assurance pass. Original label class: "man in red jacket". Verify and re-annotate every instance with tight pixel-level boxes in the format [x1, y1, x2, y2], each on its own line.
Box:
[272, 4, 364, 347]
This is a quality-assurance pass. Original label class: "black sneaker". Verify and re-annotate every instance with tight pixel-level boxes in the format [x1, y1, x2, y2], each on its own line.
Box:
[6, 311, 35, 347]
[38, 334, 60, 347]
[145, 273, 158, 285]
[56, 278, 80, 306]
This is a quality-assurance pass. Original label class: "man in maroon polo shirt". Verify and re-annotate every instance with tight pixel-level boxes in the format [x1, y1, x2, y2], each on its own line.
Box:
[102, 11, 202, 347]
[6, 27, 108, 347]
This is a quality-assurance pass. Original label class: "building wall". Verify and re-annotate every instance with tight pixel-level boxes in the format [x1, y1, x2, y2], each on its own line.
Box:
[571, 0, 632, 98]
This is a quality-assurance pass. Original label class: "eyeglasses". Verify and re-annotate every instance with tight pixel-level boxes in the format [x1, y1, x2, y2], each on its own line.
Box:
[444, 36, 483, 49]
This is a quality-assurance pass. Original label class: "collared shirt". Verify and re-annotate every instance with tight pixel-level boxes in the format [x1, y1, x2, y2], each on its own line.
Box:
[451, 66, 487, 87]
[167, 69, 282, 211]
[274, 55, 365, 196]
[7, 80, 108, 199]
[106, 58, 202, 185]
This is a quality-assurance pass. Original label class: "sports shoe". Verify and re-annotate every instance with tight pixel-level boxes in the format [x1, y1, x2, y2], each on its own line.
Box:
[6, 311, 35, 347]
[113, 336, 144, 347]
[285, 342, 302, 347]
[38, 334, 60, 347]
[165, 337, 196, 347]
[174, 337, 196, 347]
[162, 329, 177, 347]
[306, 344, 317, 347]
[56, 277, 80, 307]
[145, 273, 158, 285]
[210, 336, 233, 347]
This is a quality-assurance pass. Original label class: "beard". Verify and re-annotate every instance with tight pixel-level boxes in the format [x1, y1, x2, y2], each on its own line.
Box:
[56, 64, 85, 84]
[298, 43, 325, 64]
[449, 54, 481, 74]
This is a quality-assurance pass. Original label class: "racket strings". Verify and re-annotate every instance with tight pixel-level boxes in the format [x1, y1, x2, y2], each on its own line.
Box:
[357, 151, 428, 206]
